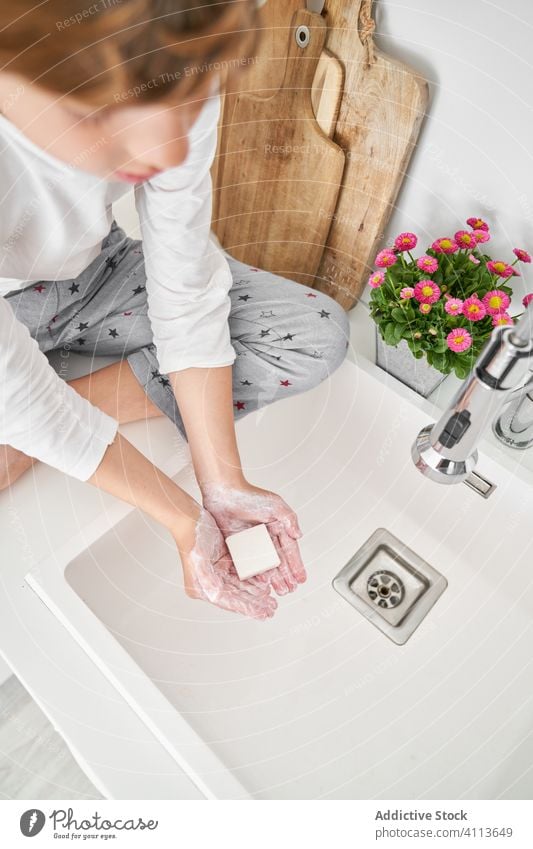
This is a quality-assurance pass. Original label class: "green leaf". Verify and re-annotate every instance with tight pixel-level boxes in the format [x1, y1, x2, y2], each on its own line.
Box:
[384, 322, 396, 345]
[391, 308, 407, 323]
[393, 323, 404, 343]
[454, 364, 469, 380]
[432, 353, 448, 372]
[433, 338, 448, 353]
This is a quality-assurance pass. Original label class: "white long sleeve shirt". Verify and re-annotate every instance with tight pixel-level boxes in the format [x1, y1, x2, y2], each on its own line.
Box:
[0, 92, 236, 481]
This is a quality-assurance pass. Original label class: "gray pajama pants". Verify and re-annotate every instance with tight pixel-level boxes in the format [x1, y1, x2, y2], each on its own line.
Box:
[6, 219, 351, 442]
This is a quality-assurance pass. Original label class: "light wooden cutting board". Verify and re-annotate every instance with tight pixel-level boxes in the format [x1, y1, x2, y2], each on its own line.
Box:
[212, 0, 428, 307]
[212, 9, 345, 286]
[316, 0, 428, 308]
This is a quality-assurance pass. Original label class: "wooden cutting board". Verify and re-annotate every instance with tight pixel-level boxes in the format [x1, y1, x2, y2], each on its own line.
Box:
[315, 0, 428, 308]
[212, 0, 428, 308]
[212, 9, 345, 286]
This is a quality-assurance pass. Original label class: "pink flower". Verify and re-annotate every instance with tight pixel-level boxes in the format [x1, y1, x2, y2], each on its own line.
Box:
[419, 303, 432, 314]
[462, 296, 486, 321]
[447, 327, 473, 353]
[487, 260, 515, 278]
[482, 289, 510, 315]
[522, 293, 533, 308]
[468, 254, 480, 264]
[466, 217, 489, 231]
[400, 287, 415, 299]
[375, 249, 397, 268]
[368, 271, 385, 288]
[444, 297, 463, 315]
[472, 229, 490, 244]
[507, 266, 520, 276]
[394, 232, 418, 252]
[416, 255, 439, 273]
[432, 237, 459, 254]
[454, 230, 477, 249]
[414, 279, 441, 304]
[492, 313, 514, 327]
[513, 248, 531, 263]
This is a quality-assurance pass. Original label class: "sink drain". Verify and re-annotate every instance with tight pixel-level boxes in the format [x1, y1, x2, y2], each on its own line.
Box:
[366, 570, 404, 609]
[333, 529, 448, 644]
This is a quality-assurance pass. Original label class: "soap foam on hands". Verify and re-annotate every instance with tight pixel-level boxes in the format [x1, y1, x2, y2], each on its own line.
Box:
[224, 523, 280, 581]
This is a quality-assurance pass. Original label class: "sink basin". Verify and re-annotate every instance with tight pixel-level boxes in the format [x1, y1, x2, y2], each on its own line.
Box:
[26, 357, 533, 799]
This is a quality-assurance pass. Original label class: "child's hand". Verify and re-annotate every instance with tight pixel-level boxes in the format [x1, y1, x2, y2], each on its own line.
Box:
[200, 480, 307, 596]
[175, 505, 277, 620]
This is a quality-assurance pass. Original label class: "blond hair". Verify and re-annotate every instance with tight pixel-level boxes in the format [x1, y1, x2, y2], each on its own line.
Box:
[0, 0, 259, 108]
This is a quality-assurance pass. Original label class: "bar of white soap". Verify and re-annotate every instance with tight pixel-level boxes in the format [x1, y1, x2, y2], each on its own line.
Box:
[225, 523, 280, 580]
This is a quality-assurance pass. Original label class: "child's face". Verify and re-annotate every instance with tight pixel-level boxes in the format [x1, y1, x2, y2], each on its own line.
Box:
[0, 70, 213, 182]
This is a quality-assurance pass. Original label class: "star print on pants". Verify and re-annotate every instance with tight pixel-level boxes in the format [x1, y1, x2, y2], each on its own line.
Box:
[76, 322, 89, 332]
[132, 285, 145, 296]
[69, 283, 80, 295]
[33, 284, 46, 294]
[234, 401, 246, 410]
[260, 329, 271, 337]
[319, 309, 331, 318]
[280, 379, 292, 387]
[108, 328, 119, 338]
[306, 292, 317, 298]
[240, 379, 252, 386]
[151, 369, 161, 379]
[76, 338, 86, 346]
[238, 294, 251, 301]
[283, 333, 295, 341]
[158, 377, 171, 388]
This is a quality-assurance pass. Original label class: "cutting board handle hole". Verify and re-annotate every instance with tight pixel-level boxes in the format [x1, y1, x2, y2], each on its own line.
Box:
[295, 25, 310, 48]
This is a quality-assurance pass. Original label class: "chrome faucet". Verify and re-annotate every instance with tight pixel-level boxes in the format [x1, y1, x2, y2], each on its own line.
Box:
[492, 361, 533, 449]
[412, 302, 533, 484]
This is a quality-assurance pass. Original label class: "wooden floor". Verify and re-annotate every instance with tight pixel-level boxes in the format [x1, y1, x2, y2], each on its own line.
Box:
[0, 675, 102, 800]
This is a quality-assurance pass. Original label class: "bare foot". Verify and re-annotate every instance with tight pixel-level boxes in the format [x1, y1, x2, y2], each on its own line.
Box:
[0, 444, 36, 491]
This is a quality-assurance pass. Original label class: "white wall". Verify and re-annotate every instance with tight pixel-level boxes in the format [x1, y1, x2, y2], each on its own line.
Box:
[361, 0, 533, 306]
[0, 657, 13, 687]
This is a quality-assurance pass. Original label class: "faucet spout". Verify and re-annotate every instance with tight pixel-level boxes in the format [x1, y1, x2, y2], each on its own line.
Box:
[411, 305, 533, 484]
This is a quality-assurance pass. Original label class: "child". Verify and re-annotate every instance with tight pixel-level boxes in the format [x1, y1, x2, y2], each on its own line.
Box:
[0, 0, 350, 619]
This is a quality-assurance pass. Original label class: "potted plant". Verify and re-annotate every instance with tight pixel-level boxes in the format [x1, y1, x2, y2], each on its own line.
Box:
[368, 217, 532, 397]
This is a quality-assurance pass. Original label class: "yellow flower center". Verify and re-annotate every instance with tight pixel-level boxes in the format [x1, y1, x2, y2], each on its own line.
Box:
[489, 296, 502, 309]
[455, 335, 465, 344]
[442, 240, 452, 248]
[422, 286, 433, 297]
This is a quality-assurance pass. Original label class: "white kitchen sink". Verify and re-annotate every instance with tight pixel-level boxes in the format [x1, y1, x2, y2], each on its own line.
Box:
[25, 356, 533, 799]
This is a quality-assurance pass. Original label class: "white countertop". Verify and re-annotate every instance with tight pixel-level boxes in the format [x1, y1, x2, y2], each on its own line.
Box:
[1, 287, 532, 798]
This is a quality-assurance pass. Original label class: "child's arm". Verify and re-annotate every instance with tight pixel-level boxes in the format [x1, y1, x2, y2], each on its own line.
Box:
[135, 86, 307, 594]
[0, 292, 195, 537]
[133, 87, 236, 378]
[0, 296, 272, 616]
[170, 363, 246, 488]
[0, 294, 118, 480]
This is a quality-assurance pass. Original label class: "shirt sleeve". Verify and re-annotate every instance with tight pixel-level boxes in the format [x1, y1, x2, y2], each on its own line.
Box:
[0, 296, 119, 481]
[133, 90, 236, 375]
